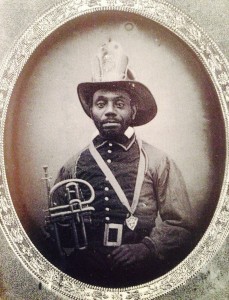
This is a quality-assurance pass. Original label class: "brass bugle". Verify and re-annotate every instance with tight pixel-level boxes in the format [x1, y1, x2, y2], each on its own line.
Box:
[42, 168, 95, 252]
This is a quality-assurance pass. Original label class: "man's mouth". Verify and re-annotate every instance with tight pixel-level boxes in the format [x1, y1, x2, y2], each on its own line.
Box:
[102, 121, 121, 128]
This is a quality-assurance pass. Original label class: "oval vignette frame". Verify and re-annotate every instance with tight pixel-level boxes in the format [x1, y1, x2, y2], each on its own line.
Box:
[0, 1, 229, 299]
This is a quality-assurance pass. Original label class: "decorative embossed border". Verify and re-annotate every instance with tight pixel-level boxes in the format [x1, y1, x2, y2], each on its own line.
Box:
[0, 0, 229, 299]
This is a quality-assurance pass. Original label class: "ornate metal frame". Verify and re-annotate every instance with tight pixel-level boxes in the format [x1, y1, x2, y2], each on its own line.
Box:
[0, 1, 229, 299]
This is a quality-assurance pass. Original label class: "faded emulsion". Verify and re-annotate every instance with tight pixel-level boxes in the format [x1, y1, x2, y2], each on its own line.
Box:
[4, 11, 226, 287]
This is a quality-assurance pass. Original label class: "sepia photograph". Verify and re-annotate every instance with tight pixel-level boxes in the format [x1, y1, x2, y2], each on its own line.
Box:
[0, 1, 229, 299]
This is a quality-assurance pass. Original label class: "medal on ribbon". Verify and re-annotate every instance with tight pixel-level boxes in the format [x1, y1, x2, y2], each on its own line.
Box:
[126, 215, 138, 231]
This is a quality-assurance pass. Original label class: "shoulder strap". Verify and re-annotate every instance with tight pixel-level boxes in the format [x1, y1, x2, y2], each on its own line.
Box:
[89, 139, 145, 214]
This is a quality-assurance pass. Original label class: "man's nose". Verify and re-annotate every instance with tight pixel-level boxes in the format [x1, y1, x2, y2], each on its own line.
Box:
[104, 102, 117, 116]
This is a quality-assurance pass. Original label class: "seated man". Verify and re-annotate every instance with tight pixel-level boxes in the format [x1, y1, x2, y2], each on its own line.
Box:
[52, 40, 194, 287]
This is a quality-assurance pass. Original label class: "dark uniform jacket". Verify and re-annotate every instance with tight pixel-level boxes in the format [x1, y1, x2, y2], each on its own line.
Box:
[54, 133, 194, 287]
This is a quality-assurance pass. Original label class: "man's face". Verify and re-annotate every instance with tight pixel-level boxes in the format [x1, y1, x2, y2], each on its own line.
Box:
[91, 89, 136, 140]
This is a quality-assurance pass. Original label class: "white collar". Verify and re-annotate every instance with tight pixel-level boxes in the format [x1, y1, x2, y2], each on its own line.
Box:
[92, 127, 135, 139]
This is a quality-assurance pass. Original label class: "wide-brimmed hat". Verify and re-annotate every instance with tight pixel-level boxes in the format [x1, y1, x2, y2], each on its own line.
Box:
[77, 40, 157, 126]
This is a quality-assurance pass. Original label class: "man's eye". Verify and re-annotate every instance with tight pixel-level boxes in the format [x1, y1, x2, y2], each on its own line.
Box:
[96, 101, 105, 108]
[116, 102, 124, 108]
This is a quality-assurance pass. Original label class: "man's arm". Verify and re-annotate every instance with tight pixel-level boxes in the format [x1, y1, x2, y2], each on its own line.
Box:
[142, 154, 195, 263]
[51, 154, 80, 205]
[110, 151, 195, 268]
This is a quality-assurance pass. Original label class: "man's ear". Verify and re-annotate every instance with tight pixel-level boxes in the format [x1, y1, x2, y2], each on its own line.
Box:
[89, 106, 93, 118]
[132, 105, 137, 120]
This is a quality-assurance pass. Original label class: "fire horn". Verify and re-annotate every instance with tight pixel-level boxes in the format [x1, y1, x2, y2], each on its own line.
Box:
[42, 166, 95, 257]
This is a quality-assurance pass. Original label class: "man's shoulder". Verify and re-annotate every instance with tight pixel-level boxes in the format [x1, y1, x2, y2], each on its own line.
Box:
[141, 140, 170, 171]
[56, 145, 90, 180]
[65, 146, 90, 167]
[142, 140, 167, 160]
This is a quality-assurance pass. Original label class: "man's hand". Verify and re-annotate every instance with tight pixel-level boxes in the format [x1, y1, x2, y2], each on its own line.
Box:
[108, 243, 151, 268]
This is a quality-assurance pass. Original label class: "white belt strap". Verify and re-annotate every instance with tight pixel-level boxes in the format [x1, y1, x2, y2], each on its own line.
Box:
[89, 138, 145, 215]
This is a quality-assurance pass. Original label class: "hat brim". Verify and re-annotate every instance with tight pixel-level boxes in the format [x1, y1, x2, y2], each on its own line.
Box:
[77, 81, 157, 126]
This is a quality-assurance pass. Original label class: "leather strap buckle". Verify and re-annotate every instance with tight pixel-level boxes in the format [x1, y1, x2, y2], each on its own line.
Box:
[103, 223, 123, 246]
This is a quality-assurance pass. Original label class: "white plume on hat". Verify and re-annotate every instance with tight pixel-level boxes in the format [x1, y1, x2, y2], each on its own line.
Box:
[92, 39, 129, 82]
[77, 39, 157, 126]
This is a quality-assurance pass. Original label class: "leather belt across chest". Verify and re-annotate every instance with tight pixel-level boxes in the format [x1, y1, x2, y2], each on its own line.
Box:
[89, 138, 146, 247]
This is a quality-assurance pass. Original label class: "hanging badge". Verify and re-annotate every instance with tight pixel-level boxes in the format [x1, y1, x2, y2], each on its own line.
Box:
[126, 215, 138, 231]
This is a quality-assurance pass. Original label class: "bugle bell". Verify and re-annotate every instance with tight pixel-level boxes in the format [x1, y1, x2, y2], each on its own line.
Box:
[42, 166, 95, 257]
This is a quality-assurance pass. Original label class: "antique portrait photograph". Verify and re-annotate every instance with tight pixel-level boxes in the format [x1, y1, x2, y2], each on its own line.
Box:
[0, 0, 229, 299]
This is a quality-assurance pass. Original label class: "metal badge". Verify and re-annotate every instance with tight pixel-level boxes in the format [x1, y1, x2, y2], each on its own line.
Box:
[126, 215, 138, 231]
